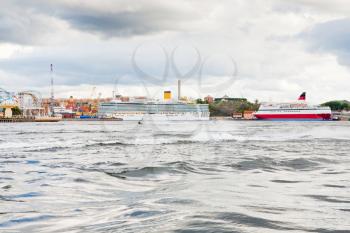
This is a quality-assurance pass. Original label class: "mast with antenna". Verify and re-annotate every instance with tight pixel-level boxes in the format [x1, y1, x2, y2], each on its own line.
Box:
[50, 64, 55, 116]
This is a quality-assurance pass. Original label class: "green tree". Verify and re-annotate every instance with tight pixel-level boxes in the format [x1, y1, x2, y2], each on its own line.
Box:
[209, 99, 260, 116]
[11, 106, 22, 115]
[321, 100, 350, 111]
[196, 98, 204, 104]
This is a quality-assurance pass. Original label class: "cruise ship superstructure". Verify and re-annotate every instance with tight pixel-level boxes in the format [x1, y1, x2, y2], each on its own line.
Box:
[98, 100, 209, 121]
[98, 81, 210, 121]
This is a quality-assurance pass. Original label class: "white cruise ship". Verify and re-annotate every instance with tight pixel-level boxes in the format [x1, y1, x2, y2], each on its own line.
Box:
[98, 100, 209, 121]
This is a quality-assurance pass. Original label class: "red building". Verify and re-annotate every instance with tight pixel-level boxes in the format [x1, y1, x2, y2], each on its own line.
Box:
[204, 95, 214, 104]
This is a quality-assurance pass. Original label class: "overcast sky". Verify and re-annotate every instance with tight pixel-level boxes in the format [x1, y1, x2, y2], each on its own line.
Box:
[0, 0, 350, 103]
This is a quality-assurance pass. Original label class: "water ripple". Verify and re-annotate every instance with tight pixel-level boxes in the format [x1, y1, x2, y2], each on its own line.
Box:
[0, 121, 349, 232]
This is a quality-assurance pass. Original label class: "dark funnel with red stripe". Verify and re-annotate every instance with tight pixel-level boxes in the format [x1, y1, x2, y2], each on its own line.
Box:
[298, 92, 306, 101]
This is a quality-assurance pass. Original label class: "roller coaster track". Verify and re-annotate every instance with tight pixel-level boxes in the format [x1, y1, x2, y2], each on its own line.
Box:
[18, 90, 43, 110]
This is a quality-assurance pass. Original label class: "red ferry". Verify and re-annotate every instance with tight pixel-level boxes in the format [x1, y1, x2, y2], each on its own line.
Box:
[254, 92, 332, 120]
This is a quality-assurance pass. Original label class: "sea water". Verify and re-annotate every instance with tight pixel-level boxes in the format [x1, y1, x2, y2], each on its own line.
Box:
[0, 121, 349, 232]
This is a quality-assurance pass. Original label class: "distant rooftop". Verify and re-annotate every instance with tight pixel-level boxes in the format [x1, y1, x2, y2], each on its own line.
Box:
[214, 96, 247, 102]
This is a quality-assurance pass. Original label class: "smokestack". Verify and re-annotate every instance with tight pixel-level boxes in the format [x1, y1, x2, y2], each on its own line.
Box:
[178, 80, 181, 100]
[164, 91, 171, 101]
[50, 64, 55, 116]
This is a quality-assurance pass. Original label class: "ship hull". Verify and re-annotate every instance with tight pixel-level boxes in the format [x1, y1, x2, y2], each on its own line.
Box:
[254, 113, 331, 121]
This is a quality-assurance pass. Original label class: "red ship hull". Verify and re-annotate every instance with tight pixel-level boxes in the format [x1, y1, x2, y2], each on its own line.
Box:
[254, 113, 332, 120]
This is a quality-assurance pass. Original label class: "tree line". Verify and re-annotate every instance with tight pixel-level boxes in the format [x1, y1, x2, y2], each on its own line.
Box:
[321, 100, 350, 111]
[196, 99, 260, 116]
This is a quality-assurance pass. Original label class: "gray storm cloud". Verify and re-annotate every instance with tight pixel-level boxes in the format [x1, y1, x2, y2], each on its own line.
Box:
[301, 18, 350, 68]
[0, 0, 203, 44]
[0, 0, 350, 102]
[0, 5, 53, 45]
[57, 5, 198, 38]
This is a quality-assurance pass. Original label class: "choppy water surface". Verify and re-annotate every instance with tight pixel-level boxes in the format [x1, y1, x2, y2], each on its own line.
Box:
[0, 120, 350, 233]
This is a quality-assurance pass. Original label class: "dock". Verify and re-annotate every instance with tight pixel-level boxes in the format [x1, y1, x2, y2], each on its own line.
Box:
[0, 117, 36, 123]
[0, 116, 62, 123]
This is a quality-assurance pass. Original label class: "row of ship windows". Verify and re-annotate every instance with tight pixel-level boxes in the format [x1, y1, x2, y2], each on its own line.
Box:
[275, 110, 300, 112]
[100, 107, 209, 111]
[105, 112, 210, 115]
[262, 110, 300, 112]
[259, 109, 321, 111]
[100, 110, 209, 113]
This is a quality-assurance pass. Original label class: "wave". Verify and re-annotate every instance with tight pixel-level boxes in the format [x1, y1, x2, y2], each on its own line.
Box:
[230, 157, 321, 171]
[87, 127, 350, 146]
[175, 212, 298, 232]
[87, 132, 241, 147]
[3, 124, 350, 153]
[0, 215, 54, 228]
[25, 146, 70, 152]
[248, 126, 350, 142]
[102, 161, 205, 180]
[105, 166, 184, 180]
[305, 195, 350, 204]
[89, 141, 129, 146]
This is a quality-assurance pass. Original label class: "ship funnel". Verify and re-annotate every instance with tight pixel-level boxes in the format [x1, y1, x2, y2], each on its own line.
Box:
[164, 91, 171, 101]
[298, 92, 306, 101]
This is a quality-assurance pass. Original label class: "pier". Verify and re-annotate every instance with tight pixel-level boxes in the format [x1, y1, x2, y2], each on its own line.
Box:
[0, 116, 61, 123]
[0, 117, 36, 123]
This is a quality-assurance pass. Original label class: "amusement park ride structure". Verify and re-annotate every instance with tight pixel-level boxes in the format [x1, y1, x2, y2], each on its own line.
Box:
[0, 88, 17, 118]
[0, 65, 61, 122]
[0, 88, 45, 117]
[0, 87, 61, 122]
[18, 90, 45, 117]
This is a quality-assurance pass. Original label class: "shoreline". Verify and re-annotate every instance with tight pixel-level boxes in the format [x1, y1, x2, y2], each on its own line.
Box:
[0, 117, 348, 123]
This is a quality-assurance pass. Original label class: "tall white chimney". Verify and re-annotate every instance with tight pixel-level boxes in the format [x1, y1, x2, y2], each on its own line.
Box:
[178, 80, 181, 100]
